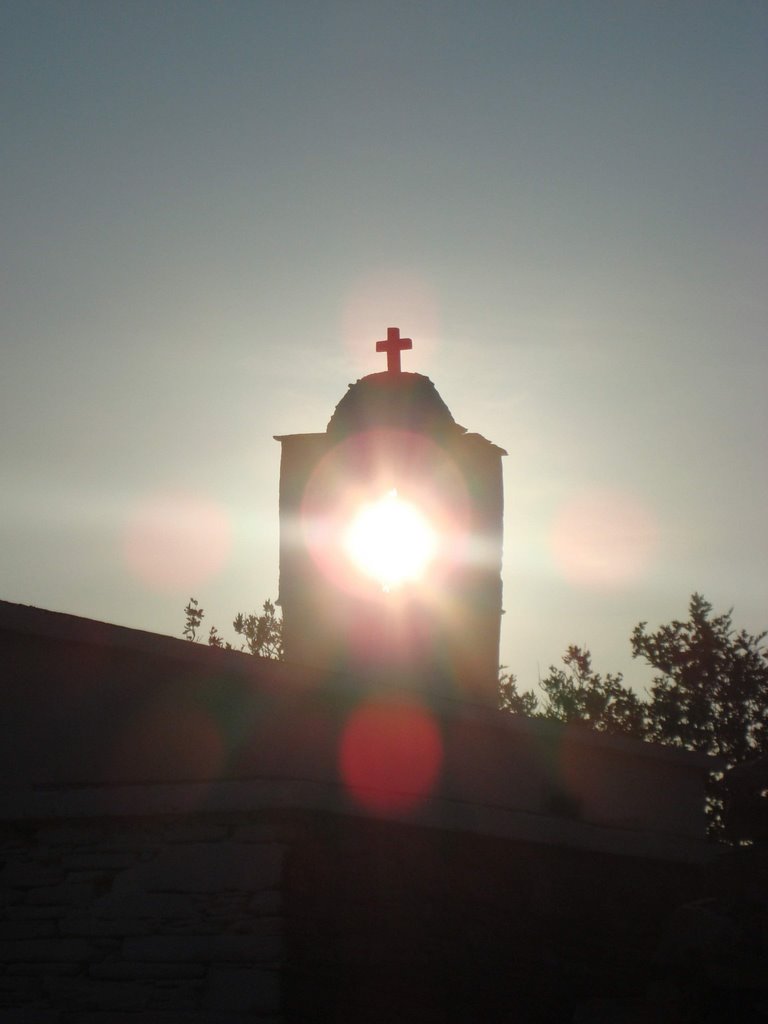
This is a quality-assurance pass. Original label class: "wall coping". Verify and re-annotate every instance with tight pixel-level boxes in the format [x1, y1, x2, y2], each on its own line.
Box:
[0, 777, 719, 865]
[0, 599, 719, 772]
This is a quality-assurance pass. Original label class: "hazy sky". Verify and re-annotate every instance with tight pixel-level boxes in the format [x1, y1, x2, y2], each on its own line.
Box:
[2, 1, 766, 694]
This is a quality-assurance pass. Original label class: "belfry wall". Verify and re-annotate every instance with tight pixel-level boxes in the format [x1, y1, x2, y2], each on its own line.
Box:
[275, 365, 506, 702]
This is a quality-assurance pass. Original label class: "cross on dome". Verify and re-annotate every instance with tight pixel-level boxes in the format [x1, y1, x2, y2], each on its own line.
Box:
[376, 327, 412, 373]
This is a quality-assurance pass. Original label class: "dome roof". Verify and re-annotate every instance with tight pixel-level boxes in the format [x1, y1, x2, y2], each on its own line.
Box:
[326, 372, 463, 439]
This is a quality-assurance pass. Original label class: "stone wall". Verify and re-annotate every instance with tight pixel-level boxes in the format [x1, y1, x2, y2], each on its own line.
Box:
[0, 804, 709, 1023]
[0, 601, 720, 1021]
[283, 813, 706, 1023]
[0, 813, 285, 1022]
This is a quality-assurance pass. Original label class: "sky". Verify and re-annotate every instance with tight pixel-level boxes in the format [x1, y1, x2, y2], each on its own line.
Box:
[1, 1, 766, 696]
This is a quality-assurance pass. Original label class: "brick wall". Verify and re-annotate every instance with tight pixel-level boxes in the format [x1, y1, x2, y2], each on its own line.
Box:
[0, 602, 720, 1022]
[0, 814, 285, 1022]
[1, 806, 707, 1024]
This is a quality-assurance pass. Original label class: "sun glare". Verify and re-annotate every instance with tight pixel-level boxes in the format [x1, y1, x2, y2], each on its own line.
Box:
[343, 489, 437, 590]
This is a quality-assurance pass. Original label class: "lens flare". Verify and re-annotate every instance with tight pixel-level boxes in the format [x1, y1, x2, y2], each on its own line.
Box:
[301, 430, 471, 600]
[550, 489, 659, 588]
[123, 491, 232, 592]
[339, 698, 443, 813]
[343, 489, 437, 590]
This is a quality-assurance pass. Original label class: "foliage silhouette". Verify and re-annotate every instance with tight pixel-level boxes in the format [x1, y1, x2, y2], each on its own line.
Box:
[498, 669, 539, 717]
[500, 649, 646, 740]
[183, 597, 283, 660]
[635, 593, 768, 763]
[635, 593, 768, 834]
[502, 594, 768, 837]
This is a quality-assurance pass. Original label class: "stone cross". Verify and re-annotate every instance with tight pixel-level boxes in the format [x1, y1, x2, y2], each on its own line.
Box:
[376, 327, 412, 373]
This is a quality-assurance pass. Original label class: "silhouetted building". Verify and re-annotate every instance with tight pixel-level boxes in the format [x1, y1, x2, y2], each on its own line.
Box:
[0, 598, 719, 1022]
[276, 328, 505, 703]
[0, 330, 728, 1021]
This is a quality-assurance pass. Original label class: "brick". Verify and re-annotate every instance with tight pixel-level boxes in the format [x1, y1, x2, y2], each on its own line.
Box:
[43, 975, 154, 1010]
[7, 961, 82, 975]
[203, 966, 280, 1012]
[26, 881, 95, 906]
[89, 960, 206, 979]
[62, 851, 137, 870]
[123, 932, 283, 962]
[37, 826, 105, 846]
[0, 920, 56, 939]
[0, 974, 39, 997]
[59, 916, 149, 937]
[165, 823, 229, 843]
[67, 869, 114, 883]
[4, 905, 68, 920]
[0, 824, 26, 840]
[0, 863, 65, 887]
[0, 938, 93, 961]
[148, 992, 201, 1011]
[0, 1011, 60, 1023]
[248, 890, 282, 914]
[230, 824, 288, 842]
[116, 843, 282, 894]
[58, 1015, 211, 1023]
[141, 892, 200, 917]
[59, 1015, 243, 1024]
[0, 887, 24, 907]
[93, 828, 163, 850]
[157, 920, 216, 937]
[91, 888, 204, 925]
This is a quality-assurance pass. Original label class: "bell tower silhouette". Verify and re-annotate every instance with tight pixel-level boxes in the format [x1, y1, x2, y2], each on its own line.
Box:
[275, 329, 506, 704]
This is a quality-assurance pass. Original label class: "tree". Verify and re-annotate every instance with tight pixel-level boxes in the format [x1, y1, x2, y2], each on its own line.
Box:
[539, 646, 647, 739]
[499, 669, 539, 716]
[183, 597, 283, 660]
[501, 594, 768, 837]
[635, 593, 768, 763]
[501, 648, 646, 739]
[634, 593, 768, 833]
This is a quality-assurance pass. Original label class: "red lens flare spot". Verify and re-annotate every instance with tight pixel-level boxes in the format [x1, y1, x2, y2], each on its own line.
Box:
[123, 491, 232, 593]
[339, 698, 443, 813]
[550, 489, 659, 588]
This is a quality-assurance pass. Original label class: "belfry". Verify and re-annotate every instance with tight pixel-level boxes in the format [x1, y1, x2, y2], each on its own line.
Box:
[275, 328, 506, 702]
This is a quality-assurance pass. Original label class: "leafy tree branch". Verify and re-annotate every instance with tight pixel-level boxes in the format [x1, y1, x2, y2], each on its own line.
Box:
[183, 597, 283, 660]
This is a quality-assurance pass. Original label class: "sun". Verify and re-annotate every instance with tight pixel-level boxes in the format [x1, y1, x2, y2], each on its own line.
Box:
[342, 489, 437, 591]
